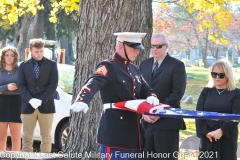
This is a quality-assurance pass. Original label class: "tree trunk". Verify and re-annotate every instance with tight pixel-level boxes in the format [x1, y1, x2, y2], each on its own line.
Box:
[202, 32, 209, 68]
[202, 49, 207, 68]
[68, 40, 76, 62]
[14, 20, 21, 48]
[32, 10, 44, 38]
[43, 0, 56, 41]
[63, 0, 152, 157]
[1, 39, 6, 47]
[215, 48, 219, 60]
[135, 0, 153, 65]
[46, 23, 56, 40]
[17, 13, 38, 61]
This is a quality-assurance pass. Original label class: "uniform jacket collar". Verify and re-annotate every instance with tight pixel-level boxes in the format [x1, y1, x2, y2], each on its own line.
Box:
[114, 53, 130, 66]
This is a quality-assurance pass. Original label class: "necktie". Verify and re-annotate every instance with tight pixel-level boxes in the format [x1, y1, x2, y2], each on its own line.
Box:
[34, 62, 40, 79]
[152, 61, 158, 77]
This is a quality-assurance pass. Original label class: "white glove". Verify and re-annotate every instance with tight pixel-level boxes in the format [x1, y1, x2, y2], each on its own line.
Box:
[29, 98, 42, 109]
[146, 96, 159, 105]
[70, 102, 89, 113]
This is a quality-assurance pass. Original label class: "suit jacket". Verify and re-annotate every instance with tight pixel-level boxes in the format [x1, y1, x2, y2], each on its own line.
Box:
[140, 54, 186, 130]
[17, 57, 58, 114]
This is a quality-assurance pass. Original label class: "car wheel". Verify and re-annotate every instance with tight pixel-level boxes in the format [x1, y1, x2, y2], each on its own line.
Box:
[58, 121, 69, 149]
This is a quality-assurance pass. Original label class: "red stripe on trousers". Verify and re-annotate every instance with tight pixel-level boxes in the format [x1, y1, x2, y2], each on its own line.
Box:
[107, 146, 111, 160]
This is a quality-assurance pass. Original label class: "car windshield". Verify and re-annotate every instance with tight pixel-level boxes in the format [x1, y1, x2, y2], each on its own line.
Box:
[44, 48, 53, 59]
[57, 64, 75, 95]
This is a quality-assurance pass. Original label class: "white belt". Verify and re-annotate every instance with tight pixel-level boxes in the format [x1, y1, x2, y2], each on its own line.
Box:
[103, 103, 122, 110]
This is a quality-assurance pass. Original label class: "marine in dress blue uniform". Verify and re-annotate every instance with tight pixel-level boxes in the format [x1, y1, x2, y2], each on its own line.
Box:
[70, 32, 159, 160]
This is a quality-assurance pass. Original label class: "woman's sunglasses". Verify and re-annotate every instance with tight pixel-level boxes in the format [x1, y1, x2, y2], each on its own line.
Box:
[211, 72, 225, 79]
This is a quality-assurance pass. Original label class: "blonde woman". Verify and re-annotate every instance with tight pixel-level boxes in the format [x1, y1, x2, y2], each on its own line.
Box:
[196, 59, 240, 160]
[0, 46, 22, 151]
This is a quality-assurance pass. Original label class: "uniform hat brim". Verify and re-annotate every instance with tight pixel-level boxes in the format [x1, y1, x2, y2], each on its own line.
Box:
[123, 41, 145, 50]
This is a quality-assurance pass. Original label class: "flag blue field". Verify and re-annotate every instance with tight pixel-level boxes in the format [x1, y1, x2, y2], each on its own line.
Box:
[146, 108, 240, 122]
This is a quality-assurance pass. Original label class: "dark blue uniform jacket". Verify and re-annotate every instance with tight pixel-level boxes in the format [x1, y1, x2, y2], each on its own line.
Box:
[76, 53, 156, 150]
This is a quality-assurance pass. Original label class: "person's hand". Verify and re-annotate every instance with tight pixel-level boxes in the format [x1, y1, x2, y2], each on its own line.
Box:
[146, 96, 159, 105]
[206, 132, 213, 142]
[29, 98, 42, 109]
[70, 102, 89, 113]
[210, 129, 223, 141]
[143, 115, 160, 123]
[143, 115, 154, 123]
[7, 83, 18, 91]
[149, 115, 160, 123]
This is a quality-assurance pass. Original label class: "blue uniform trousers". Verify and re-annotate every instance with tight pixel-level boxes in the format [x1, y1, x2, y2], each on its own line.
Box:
[100, 144, 142, 160]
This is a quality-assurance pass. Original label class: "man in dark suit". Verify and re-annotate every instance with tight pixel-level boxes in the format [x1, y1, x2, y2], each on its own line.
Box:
[17, 38, 58, 153]
[139, 33, 186, 160]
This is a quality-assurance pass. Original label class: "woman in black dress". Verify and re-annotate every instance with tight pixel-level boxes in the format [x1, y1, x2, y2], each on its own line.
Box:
[196, 60, 240, 160]
[0, 46, 22, 151]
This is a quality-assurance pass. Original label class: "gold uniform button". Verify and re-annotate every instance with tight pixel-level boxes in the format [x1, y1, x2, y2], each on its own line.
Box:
[123, 80, 125, 83]
[82, 94, 84, 96]
[120, 117, 123, 119]
[80, 98, 83, 100]
[134, 86, 136, 89]
[134, 93, 136, 96]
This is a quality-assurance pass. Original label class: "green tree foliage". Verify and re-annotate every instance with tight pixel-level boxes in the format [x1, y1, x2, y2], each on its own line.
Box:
[0, 0, 79, 29]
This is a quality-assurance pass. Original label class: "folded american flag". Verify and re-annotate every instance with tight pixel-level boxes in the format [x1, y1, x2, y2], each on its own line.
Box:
[113, 100, 240, 122]
[114, 99, 170, 114]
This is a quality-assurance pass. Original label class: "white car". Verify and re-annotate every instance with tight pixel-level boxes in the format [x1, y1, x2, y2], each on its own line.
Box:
[9, 63, 74, 149]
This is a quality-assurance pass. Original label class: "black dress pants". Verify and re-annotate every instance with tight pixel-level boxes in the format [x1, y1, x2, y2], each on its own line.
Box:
[143, 129, 179, 160]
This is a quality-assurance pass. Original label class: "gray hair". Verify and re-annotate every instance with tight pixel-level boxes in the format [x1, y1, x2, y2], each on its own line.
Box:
[151, 33, 168, 44]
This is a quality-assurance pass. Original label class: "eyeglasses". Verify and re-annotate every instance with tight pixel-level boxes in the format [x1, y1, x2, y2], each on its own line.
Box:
[151, 44, 166, 49]
[211, 72, 225, 79]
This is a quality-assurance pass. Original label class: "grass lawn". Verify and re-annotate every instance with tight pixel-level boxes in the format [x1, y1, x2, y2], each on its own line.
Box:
[180, 66, 240, 141]
[180, 67, 208, 140]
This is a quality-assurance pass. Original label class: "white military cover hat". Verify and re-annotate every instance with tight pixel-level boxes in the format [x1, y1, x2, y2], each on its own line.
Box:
[114, 32, 146, 50]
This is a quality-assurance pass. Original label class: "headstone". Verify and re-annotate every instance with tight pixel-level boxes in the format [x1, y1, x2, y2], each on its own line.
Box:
[181, 95, 188, 101]
[183, 96, 193, 104]
[185, 60, 191, 67]
[190, 48, 196, 65]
